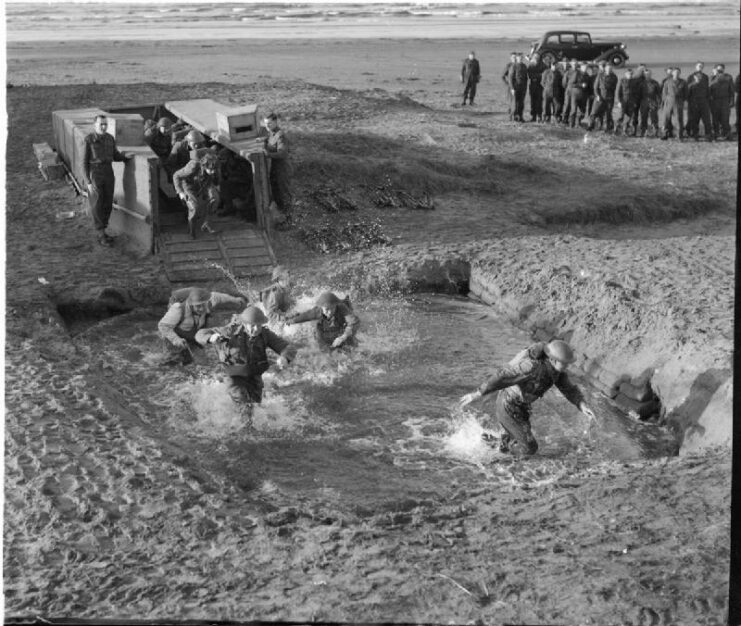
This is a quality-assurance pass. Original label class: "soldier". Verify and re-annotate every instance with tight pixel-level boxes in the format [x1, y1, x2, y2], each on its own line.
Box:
[709, 64, 735, 140]
[660, 67, 675, 138]
[501, 52, 517, 121]
[508, 52, 529, 122]
[83, 114, 132, 247]
[173, 151, 220, 238]
[461, 51, 481, 106]
[527, 52, 545, 122]
[567, 61, 591, 128]
[158, 287, 246, 365]
[144, 117, 174, 161]
[286, 291, 360, 352]
[196, 306, 295, 407]
[217, 146, 255, 219]
[616, 68, 640, 136]
[586, 62, 618, 132]
[258, 265, 293, 320]
[459, 340, 596, 457]
[686, 61, 713, 140]
[660, 67, 688, 140]
[168, 129, 206, 174]
[560, 58, 578, 124]
[259, 112, 292, 217]
[541, 60, 563, 123]
[588, 61, 606, 129]
[638, 68, 662, 137]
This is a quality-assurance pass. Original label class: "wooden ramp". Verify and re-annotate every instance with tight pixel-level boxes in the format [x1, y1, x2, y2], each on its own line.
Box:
[157, 220, 275, 283]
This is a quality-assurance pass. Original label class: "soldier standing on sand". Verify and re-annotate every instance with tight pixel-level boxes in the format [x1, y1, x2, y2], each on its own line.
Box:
[501, 52, 517, 121]
[567, 61, 590, 128]
[660, 67, 688, 141]
[686, 61, 713, 140]
[260, 112, 292, 218]
[461, 51, 481, 106]
[508, 52, 529, 122]
[83, 114, 132, 247]
[196, 306, 295, 407]
[560, 58, 578, 124]
[459, 340, 596, 457]
[526, 52, 545, 122]
[709, 64, 734, 140]
[638, 69, 662, 137]
[586, 62, 617, 132]
[541, 60, 563, 123]
[616, 68, 639, 136]
[158, 287, 245, 366]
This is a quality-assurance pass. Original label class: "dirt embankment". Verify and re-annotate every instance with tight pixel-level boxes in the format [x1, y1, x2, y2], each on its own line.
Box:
[4, 71, 736, 624]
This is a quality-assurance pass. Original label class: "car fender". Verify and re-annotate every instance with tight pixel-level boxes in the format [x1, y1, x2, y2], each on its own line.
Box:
[595, 46, 629, 63]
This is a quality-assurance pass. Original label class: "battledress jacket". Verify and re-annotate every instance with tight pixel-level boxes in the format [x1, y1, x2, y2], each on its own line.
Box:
[195, 323, 294, 378]
[83, 132, 127, 184]
[173, 159, 219, 199]
[158, 291, 244, 344]
[289, 302, 360, 346]
[477, 344, 585, 408]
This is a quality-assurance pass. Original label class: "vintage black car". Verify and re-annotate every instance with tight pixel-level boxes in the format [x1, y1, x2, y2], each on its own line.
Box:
[529, 31, 629, 67]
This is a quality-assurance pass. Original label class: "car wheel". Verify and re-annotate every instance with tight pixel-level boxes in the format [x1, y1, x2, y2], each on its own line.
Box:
[611, 53, 626, 68]
[541, 52, 557, 66]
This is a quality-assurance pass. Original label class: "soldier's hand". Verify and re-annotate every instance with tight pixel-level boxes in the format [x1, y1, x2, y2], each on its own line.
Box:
[459, 390, 482, 408]
[174, 337, 188, 349]
[178, 192, 186, 201]
[208, 333, 223, 344]
[276, 355, 288, 370]
[331, 337, 344, 349]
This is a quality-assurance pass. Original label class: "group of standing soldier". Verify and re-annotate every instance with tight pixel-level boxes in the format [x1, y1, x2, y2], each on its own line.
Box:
[496, 52, 739, 140]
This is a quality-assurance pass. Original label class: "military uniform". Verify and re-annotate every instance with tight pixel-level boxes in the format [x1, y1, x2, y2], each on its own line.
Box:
[477, 343, 585, 456]
[288, 300, 360, 351]
[144, 127, 172, 161]
[173, 157, 220, 237]
[83, 131, 128, 236]
[541, 65, 563, 122]
[587, 71, 618, 131]
[262, 126, 292, 213]
[567, 69, 590, 128]
[616, 75, 640, 135]
[196, 321, 294, 404]
[461, 56, 481, 105]
[661, 76, 688, 140]
[709, 71, 735, 139]
[508, 61, 529, 122]
[501, 57, 515, 121]
[527, 60, 545, 121]
[686, 69, 713, 139]
[639, 78, 662, 136]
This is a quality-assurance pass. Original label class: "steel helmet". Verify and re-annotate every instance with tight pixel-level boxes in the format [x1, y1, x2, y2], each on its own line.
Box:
[185, 129, 205, 145]
[544, 340, 576, 364]
[158, 117, 173, 130]
[186, 287, 211, 306]
[239, 306, 267, 326]
[315, 291, 340, 308]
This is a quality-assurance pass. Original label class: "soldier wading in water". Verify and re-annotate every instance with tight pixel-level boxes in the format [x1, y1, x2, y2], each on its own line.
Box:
[459, 340, 596, 457]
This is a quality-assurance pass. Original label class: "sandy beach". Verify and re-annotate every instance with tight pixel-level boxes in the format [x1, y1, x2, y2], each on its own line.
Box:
[4, 2, 739, 624]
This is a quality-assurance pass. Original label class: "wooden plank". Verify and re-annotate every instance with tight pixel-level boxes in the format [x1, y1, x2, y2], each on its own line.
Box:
[167, 251, 225, 263]
[228, 249, 273, 260]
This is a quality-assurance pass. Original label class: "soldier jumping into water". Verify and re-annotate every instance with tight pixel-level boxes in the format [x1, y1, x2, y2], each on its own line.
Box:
[459, 339, 596, 457]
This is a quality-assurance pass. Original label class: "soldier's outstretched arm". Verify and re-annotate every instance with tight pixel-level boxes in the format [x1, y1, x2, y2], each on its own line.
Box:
[459, 361, 533, 407]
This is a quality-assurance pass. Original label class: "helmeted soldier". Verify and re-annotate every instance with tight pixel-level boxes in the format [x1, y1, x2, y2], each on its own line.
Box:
[173, 150, 220, 238]
[459, 340, 596, 457]
[167, 129, 206, 174]
[686, 61, 713, 140]
[709, 64, 735, 140]
[638, 68, 662, 137]
[660, 67, 688, 140]
[158, 287, 245, 365]
[258, 265, 293, 320]
[286, 291, 360, 351]
[526, 52, 545, 122]
[587, 62, 618, 132]
[83, 114, 132, 246]
[145, 117, 174, 161]
[196, 306, 295, 406]
[461, 51, 481, 106]
[508, 52, 529, 122]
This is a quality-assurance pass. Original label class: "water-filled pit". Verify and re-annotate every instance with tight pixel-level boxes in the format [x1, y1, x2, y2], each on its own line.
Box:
[72, 293, 678, 514]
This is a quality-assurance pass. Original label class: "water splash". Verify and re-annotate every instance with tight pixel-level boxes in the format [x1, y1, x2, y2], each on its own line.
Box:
[444, 407, 499, 467]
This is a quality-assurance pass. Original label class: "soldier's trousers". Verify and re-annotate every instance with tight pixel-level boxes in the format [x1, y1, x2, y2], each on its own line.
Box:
[588, 97, 614, 131]
[185, 187, 220, 228]
[494, 394, 538, 456]
[710, 101, 731, 137]
[661, 101, 685, 138]
[529, 83, 543, 119]
[543, 93, 562, 121]
[89, 167, 115, 232]
[504, 86, 513, 120]
[568, 89, 587, 126]
[226, 374, 264, 404]
[617, 101, 639, 134]
[512, 87, 527, 120]
[462, 79, 478, 104]
[639, 102, 660, 134]
[687, 100, 713, 137]
[269, 161, 292, 213]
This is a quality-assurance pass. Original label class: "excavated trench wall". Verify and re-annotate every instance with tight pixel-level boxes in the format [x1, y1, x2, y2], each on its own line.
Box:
[326, 240, 732, 456]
